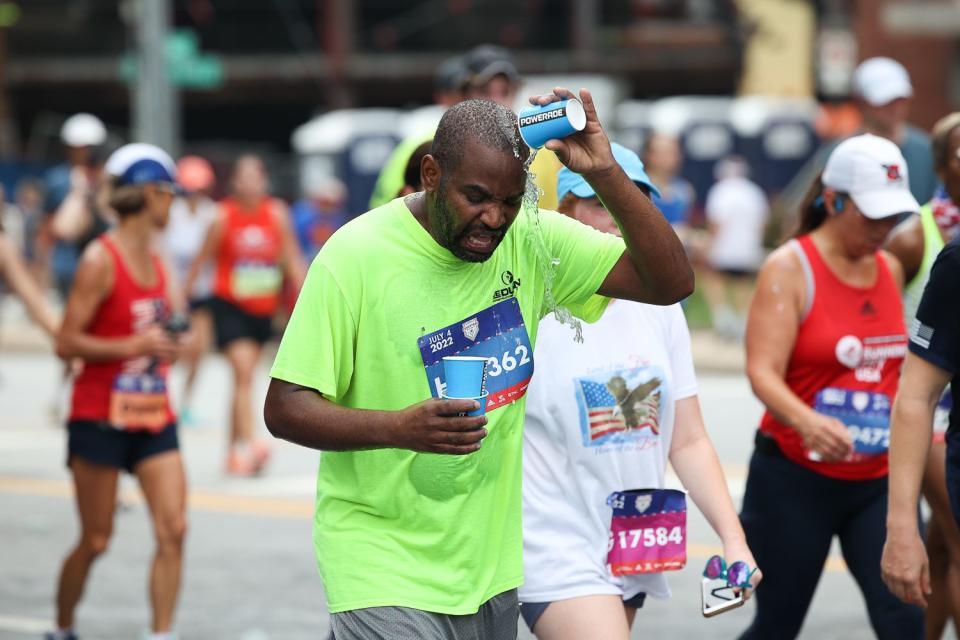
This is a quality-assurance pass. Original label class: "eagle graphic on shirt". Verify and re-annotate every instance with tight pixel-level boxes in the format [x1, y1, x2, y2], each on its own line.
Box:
[576, 367, 664, 447]
[606, 376, 662, 433]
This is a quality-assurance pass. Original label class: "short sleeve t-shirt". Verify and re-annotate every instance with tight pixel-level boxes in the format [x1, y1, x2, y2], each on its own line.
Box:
[705, 176, 769, 272]
[270, 196, 625, 615]
[909, 237, 960, 434]
[520, 301, 697, 603]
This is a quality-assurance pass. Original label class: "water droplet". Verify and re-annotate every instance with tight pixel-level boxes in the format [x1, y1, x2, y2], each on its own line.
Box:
[522, 147, 584, 342]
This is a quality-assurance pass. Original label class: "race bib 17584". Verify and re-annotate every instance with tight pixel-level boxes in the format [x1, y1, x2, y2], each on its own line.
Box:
[417, 297, 533, 413]
[606, 488, 687, 576]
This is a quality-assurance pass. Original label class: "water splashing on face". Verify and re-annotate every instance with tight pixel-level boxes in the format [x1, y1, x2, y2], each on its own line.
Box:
[522, 147, 584, 342]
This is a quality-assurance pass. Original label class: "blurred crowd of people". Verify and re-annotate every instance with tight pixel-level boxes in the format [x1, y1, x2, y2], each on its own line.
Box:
[2, 49, 940, 346]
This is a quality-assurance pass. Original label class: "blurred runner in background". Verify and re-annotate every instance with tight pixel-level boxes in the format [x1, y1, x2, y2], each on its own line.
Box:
[702, 155, 769, 340]
[49, 143, 187, 640]
[187, 154, 305, 476]
[163, 155, 218, 428]
[13, 177, 48, 285]
[641, 133, 697, 253]
[291, 175, 349, 264]
[46, 114, 111, 302]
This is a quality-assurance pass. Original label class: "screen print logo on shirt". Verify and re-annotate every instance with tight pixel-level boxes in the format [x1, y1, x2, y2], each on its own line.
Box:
[834, 334, 907, 383]
[575, 366, 664, 448]
[418, 297, 534, 412]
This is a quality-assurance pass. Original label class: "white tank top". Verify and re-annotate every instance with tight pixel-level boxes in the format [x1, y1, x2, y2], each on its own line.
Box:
[163, 196, 217, 299]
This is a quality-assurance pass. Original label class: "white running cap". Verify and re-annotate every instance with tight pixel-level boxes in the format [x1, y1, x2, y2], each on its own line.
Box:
[60, 113, 107, 147]
[852, 57, 913, 107]
[822, 133, 919, 219]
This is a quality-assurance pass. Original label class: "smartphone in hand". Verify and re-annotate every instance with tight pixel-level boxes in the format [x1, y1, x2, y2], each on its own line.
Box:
[701, 579, 745, 618]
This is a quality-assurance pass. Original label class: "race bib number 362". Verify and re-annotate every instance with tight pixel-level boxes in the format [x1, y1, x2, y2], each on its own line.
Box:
[417, 298, 533, 412]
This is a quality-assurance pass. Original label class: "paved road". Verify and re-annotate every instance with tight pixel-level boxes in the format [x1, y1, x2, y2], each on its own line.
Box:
[0, 351, 879, 639]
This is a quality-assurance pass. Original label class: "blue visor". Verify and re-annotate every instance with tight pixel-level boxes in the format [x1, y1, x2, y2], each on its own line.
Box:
[557, 142, 661, 202]
[117, 158, 182, 193]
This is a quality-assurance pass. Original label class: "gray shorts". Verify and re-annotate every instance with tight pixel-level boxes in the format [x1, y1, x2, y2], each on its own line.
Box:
[330, 589, 519, 640]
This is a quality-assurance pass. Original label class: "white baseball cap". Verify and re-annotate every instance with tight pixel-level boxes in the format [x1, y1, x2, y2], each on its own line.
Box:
[60, 113, 107, 147]
[822, 133, 919, 219]
[105, 143, 180, 192]
[852, 57, 913, 107]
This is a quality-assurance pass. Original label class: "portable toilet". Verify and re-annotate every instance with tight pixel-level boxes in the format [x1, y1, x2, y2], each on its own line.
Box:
[649, 97, 735, 208]
[291, 108, 402, 215]
[613, 100, 655, 156]
[731, 96, 818, 195]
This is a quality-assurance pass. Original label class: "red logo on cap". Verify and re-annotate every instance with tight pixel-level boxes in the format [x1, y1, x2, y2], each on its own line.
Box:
[883, 164, 902, 182]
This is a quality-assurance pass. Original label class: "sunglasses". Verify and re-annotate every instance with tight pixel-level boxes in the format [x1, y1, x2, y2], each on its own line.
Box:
[703, 555, 756, 599]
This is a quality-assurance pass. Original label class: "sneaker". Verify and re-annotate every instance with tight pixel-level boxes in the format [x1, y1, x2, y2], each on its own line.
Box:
[225, 444, 271, 477]
[178, 408, 198, 429]
[44, 631, 78, 640]
[226, 451, 258, 476]
[250, 440, 272, 474]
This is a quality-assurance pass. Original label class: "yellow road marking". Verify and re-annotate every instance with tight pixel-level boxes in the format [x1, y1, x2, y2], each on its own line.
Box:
[0, 475, 313, 519]
[0, 475, 848, 571]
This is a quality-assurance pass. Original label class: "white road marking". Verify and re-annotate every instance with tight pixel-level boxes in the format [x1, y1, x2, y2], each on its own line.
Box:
[0, 613, 51, 633]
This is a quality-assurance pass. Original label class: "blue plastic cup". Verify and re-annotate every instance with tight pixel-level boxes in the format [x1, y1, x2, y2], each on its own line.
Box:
[517, 98, 587, 149]
[442, 356, 489, 399]
[441, 391, 489, 417]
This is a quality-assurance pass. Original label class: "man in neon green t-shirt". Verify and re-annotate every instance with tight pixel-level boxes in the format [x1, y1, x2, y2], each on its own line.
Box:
[264, 88, 693, 640]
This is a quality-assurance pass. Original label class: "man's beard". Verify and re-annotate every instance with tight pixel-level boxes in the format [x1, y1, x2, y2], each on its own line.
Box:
[431, 188, 505, 263]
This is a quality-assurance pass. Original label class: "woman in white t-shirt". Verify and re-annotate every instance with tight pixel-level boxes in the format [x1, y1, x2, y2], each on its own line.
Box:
[702, 156, 769, 340]
[520, 145, 761, 639]
[163, 156, 218, 425]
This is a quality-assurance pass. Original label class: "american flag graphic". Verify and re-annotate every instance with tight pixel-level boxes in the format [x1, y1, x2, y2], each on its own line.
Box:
[580, 380, 627, 440]
[579, 379, 661, 442]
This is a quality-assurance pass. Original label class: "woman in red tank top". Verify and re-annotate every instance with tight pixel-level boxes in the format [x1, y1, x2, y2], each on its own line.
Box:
[186, 154, 304, 476]
[738, 135, 923, 639]
[48, 144, 187, 640]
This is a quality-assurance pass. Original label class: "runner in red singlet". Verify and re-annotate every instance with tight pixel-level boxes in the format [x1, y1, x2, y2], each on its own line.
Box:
[739, 134, 923, 639]
[187, 154, 304, 475]
[48, 144, 187, 640]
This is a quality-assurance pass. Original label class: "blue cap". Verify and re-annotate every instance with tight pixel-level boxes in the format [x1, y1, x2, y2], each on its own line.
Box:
[105, 143, 181, 192]
[556, 142, 661, 202]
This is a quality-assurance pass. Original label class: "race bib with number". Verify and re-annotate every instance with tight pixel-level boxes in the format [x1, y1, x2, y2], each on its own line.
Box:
[109, 372, 168, 431]
[813, 387, 891, 456]
[231, 261, 282, 299]
[606, 488, 687, 576]
[418, 297, 533, 412]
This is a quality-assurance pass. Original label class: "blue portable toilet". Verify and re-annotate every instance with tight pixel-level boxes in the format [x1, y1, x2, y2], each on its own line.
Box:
[292, 108, 402, 216]
[649, 97, 735, 209]
[613, 100, 654, 156]
[731, 97, 817, 195]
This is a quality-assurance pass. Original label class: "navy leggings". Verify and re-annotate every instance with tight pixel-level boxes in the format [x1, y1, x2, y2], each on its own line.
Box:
[738, 437, 924, 640]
